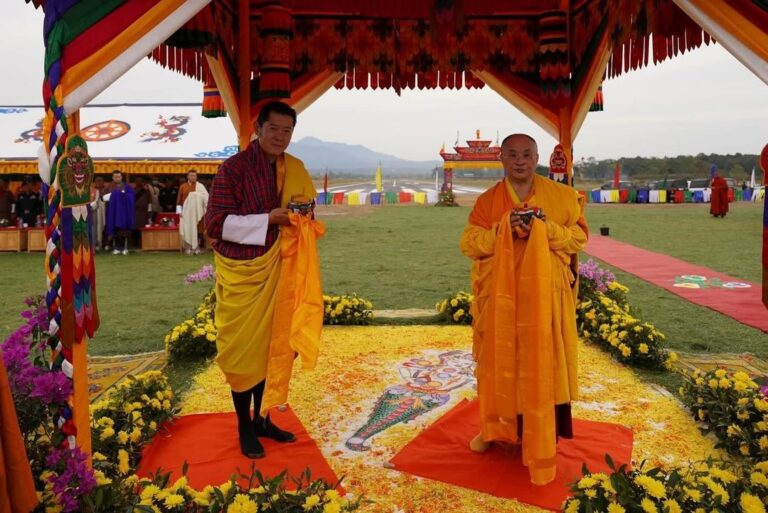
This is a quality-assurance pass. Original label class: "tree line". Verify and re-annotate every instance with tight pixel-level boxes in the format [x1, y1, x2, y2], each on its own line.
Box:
[576, 153, 761, 181]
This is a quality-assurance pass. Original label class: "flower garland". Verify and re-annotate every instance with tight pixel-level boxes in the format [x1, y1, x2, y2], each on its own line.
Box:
[577, 259, 672, 370]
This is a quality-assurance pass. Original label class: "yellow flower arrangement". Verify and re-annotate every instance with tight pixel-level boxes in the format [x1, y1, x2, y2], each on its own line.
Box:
[577, 276, 669, 370]
[567, 458, 768, 513]
[90, 370, 178, 486]
[165, 289, 218, 362]
[681, 366, 768, 461]
[322, 293, 374, 325]
[436, 291, 473, 325]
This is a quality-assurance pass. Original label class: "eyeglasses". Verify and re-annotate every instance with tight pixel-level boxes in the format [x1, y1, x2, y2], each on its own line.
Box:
[502, 152, 536, 161]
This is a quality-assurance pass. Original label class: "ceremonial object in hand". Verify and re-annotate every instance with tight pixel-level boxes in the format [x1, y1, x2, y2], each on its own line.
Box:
[513, 206, 544, 226]
[287, 194, 314, 216]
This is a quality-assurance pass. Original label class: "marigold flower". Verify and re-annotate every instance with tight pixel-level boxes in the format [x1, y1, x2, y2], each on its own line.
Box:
[740, 493, 766, 513]
[640, 497, 657, 513]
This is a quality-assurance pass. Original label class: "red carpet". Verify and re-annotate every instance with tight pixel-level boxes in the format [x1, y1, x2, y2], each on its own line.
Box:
[585, 236, 768, 332]
[389, 399, 633, 511]
[137, 408, 340, 489]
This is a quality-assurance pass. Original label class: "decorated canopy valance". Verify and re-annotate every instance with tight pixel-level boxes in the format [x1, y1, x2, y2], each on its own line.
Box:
[150, 0, 732, 101]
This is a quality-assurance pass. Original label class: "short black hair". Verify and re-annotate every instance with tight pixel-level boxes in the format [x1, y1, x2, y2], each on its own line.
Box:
[501, 133, 538, 148]
[112, 170, 122, 176]
[256, 101, 297, 127]
[187, 169, 197, 175]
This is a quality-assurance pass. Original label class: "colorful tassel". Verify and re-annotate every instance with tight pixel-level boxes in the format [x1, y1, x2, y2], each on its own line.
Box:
[259, 5, 293, 99]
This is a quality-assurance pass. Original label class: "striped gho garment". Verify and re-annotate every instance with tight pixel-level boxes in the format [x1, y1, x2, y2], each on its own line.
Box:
[206, 141, 280, 260]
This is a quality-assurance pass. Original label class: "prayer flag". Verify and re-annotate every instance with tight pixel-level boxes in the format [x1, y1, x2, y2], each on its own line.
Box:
[375, 163, 383, 193]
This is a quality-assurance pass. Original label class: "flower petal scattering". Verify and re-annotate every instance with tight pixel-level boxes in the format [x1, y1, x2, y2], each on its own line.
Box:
[182, 326, 720, 513]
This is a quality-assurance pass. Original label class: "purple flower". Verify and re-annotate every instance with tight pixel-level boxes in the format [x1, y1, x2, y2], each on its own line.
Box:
[45, 447, 97, 512]
[30, 371, 72, 404]
[760, 384, 768, 397]
[184, 264, 216, 285]
[579, 259, 616, 292]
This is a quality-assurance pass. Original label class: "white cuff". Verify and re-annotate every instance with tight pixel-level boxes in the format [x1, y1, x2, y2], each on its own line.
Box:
[222, 214, 269, 246]
[176, 205, 182, 214]
[10, 204, 16, 213]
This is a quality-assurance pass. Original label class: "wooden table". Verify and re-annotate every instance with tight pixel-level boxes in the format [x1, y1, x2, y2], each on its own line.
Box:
[26, 228, 46, 252]
[0, 228, 28, 252]
[141, 227, 181, 251]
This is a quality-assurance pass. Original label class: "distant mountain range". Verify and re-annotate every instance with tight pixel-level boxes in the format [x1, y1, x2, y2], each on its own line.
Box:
[288, 136, 441, 174]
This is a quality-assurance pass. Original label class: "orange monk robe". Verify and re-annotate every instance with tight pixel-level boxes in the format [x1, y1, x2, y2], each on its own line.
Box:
[710, 176, 729, 217]
[177, 182, 203, 208]
[459, 173, 588, 485]
[0, 354, 38, 513]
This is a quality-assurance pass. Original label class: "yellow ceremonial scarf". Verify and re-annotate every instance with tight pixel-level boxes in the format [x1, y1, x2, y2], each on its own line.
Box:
[473, 178, 557, 485]
[214, 153, 324, 415]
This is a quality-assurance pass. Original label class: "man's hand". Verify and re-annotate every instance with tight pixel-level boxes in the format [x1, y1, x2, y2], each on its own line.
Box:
[268, 207, 292, 226]
[509, 213, 532, 235]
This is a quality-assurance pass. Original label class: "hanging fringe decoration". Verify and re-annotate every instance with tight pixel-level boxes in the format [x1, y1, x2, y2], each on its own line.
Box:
[202, 75, 226, 118]
[259, 5, 293, 99]
[589, 84, 604, 111]
[538, 10, 570, 103]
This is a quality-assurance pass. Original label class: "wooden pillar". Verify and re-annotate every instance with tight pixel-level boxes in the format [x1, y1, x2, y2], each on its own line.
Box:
[71, 110, 80, 134]
[238, 0, 251, 150]
[66, 109, 93, 461]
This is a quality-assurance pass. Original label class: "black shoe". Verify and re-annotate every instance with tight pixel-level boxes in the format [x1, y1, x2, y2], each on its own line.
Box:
[255, 415, 296, 443]
[238, 426, 265, 458]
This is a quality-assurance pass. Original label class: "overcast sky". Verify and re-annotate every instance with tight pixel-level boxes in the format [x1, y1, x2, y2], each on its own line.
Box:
[2, 3, 766, 164]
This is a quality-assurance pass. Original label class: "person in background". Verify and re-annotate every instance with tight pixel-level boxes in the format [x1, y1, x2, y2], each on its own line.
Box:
[0, 178, 16, 224]
[15, 178, 41, 227]
[159, 176, 179, 213]
[177, 170, 209, 254]
[90, 176, 107, 250]
[105, 170, 134, 255]
[710, 174, 730, 218]
[132, 176, 152, 247]
[147, 175, 161, 223]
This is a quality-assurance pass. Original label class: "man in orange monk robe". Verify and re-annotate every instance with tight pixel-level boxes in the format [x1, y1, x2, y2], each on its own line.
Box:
[710, 174, 730, 218]
[459, 134, 588, 485]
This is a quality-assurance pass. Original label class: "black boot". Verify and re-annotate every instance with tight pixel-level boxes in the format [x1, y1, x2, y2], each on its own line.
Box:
[251, 380, 296, 443]
[255, 414, 297, 443]
[232, 388, 264, 458]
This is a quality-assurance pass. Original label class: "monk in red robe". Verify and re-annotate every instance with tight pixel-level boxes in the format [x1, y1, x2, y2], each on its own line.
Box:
[710, 175, 729, 218]
[460, 134, 588, 485]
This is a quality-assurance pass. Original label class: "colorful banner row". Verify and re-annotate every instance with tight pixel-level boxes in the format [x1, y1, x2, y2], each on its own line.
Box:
[588, 188, 765, 204]
[317, 191, 439, 206]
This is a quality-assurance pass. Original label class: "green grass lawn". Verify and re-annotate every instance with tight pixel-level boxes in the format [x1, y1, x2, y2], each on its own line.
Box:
[0, 201, 765, 365]
[317, 205, 471, 309]
[0, 252, 215, 356]
[586, 202, 763, 282]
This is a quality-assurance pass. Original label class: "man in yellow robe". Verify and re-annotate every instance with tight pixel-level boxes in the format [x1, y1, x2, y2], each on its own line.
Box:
[459, 134, 588, 485]
[205, 102, 324, 459]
